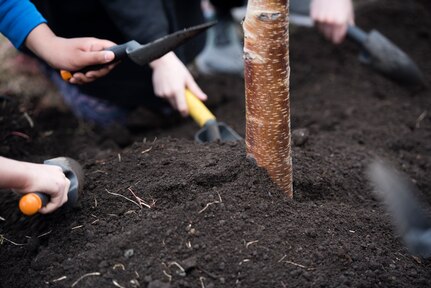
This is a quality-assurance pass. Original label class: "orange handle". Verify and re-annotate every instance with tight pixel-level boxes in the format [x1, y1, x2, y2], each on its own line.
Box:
[60, 70, 73, 81]
[19, 193, 46, 216]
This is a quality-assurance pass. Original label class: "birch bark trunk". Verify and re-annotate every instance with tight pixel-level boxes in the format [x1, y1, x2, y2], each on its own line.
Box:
[243, 0, 292, 197]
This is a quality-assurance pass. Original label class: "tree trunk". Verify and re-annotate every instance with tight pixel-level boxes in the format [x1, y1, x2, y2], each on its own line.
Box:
[243, 0, 292, 197]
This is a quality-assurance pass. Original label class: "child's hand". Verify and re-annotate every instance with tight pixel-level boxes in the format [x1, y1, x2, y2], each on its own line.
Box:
[311, 0, 354, 44]
[25, 24, 117, 84]
[50, 37, 118, 85]
[13, 163, 71, 214]
[150, 52, 207, 116]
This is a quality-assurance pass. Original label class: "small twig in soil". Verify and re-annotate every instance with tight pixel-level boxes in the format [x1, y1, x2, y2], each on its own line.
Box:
[94, 196, 98, 208]
[37, 230, 52, 238]
[284, 260, 309, 269]
[0, 234, 26, 246]
[141, 147, 152, 154]
[71, 225, 83, 230]
[168, 261, 186, 276]
[91, 219, 99, 225]
[278, 256, 316, 271]
[105, 188, 141, 209]
[412, 255, 422, 264]
[162, 270, 172, 282]
[239, 259, 251, 265]
[71, 272, 101, 287]
[0, 216, 5, 221]
[415, 110, 427, 128]
[245, 240, 259, 248]
[51, 276, 67, 283]
[113, 280, 125, 288]
[199, 276, 206, 288]
[128, 187, 155, 209]
[278, 255, 287, 262]
[113, 263, 125, 271]
[281, 281, 287, 288]
[198, 192, 223, 214]
[41, 130, 53, 137]
[22, 112, 34, 128]
[118, 153, 122, 162]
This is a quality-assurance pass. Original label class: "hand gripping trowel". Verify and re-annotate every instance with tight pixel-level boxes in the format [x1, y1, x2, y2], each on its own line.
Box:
[60, 21, 216, 80]
[288, 0, 426, 87]
[18, 157, 85, 216]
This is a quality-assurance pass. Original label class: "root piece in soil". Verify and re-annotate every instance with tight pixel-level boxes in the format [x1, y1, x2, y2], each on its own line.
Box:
[128, 187, 155, 209]
[51, 276, 67, 283]
[105, 188, 141, 209]
[113, 279, 125, 288]
[0, 234, 26, 246]
[198, 192, 222, 214]
[71, 272, 101, 287]
[22, 112, 34, 128]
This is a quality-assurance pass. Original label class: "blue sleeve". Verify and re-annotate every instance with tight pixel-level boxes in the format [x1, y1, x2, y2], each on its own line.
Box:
[0, 0, 47, 48]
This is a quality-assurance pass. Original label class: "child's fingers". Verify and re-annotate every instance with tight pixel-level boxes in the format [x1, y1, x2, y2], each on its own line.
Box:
[69, 63, 117, 84]
[85, 63, 117, 79]
[186, 76, 207, 101]
[77, 49, 115, 68]
[39, 179, 70, 214]
[39, 196, 67, 214]
[176, 89, 189, 117]
[86, 39, 117, 52]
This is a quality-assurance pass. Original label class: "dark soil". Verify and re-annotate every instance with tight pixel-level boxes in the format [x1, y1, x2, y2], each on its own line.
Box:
[1, 0, 431, 287]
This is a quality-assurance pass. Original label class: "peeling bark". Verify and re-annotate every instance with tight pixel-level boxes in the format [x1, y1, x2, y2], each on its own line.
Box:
[243, 0, 292, 196]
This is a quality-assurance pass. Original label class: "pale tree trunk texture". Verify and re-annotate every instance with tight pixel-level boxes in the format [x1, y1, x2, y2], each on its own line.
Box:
[243, 0, 293, 197]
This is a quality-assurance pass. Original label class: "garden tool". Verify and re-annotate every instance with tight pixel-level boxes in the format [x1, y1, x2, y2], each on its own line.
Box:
[18, 157, 84, 216]
[185, 89, 242, 143]
[289, 13, 426, 87]
[60, 21, 216, 81]
[368, 160, 431, 258]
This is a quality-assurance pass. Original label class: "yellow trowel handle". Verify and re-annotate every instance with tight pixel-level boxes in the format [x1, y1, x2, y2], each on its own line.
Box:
[185, 89, 216, 127]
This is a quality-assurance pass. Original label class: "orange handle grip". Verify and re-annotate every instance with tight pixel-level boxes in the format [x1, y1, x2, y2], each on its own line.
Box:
[60, 70, 73, 81]
[19, 192, 47, 216]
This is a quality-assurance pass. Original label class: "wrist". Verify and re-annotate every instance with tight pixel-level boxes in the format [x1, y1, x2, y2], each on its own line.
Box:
[150, 52, 176, 70]
[0, 157, 34, 191]
[24, 23, 59, 66]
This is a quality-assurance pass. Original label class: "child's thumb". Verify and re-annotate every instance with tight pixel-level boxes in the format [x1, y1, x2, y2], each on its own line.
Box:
[80, 50, 115, 67]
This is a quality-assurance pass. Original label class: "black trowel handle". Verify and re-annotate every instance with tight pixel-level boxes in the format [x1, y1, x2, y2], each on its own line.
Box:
[203, 119, 222, 142]
[60, 40, 140, 81]
[347, 25, 368, 46]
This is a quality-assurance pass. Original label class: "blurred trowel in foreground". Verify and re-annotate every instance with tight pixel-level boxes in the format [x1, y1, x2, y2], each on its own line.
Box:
[19, 157, 85, 216]
[367, 160, 431, 258]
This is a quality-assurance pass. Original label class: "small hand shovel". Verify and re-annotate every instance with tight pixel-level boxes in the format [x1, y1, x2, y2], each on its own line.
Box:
[18, 157, 85, 216]
[60, 21, 216, 80]
[185, 89, 242, 143]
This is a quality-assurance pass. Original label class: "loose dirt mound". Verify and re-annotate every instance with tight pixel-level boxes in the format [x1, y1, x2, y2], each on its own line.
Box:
[1, 0, 431, 287]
